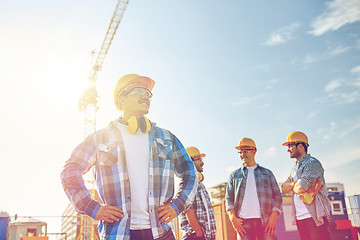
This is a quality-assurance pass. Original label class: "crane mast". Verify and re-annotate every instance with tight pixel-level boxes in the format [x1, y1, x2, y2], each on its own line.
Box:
[78, 0, 130, 136]
[76, 1, 130, 240]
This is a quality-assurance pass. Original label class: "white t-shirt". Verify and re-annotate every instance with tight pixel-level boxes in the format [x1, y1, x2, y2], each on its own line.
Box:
[239, 165, 261, 219]
[117, 123, 151, 229]
[293, 163, 311, 220]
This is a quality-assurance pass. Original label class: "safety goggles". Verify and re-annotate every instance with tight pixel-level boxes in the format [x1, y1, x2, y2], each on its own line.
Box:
[238, 149, 255, 154]
[125, 87, 153, 99]
[191, 156, 203, 161]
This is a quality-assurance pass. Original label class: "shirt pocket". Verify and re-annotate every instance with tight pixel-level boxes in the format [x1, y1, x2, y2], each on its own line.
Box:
[156, 138, 173, 160]
[97, 142, 118, 166]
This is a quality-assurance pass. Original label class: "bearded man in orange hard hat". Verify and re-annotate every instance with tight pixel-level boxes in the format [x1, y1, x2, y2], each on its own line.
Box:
[281, 131, 331, 240]
[61, 74, 198, 240]
[179, 147, 217, 240]
[225, 138, 282, 240]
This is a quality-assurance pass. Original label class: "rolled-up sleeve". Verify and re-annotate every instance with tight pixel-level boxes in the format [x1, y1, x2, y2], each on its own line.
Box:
[61, 134, 101, 218]
[298, 160, 323, 191]
[171, 134, 199, 214]
[269, 172, 282, 214]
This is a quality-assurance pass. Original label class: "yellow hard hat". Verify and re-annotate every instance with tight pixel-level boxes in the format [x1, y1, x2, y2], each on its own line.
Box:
[235, 137, 256, 150]
[186, 146, 206, 160]
[282, 131, 309, 146]
[114, 74, 155, 111]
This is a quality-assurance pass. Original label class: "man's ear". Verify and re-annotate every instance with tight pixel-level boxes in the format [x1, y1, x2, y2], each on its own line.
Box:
[118, 95, 125, 109]
[298, 144, 305, 153]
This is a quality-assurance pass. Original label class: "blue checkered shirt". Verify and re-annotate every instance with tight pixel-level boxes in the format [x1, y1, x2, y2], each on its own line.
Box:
[61, 120, 199, 240]
[289, 154, 331, 226]
[179, 182, 217, 240]
[225, 164, 282, 224]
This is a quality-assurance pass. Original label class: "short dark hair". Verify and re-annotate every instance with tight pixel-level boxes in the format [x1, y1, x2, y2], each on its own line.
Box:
[296, 142, 308, 153]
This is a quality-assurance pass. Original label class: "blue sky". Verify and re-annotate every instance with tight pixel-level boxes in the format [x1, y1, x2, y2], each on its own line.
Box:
[1, 0, 359, 236]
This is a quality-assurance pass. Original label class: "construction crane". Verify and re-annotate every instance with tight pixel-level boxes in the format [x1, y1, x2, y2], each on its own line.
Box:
[78, 0, 130, 137]
[76, 1, 130, 240]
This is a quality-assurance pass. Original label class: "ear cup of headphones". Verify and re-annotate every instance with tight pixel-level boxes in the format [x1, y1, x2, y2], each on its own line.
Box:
[139, 116, 151, 134]
[198, 172, 204, 182]
[127, 116, 138, 134]
[126, 116, 151, 134]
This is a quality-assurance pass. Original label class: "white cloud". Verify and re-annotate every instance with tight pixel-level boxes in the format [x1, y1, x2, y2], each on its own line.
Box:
[303, 44, 351, 64]
[341, 91, 360, 103]
[303, 54, 318, 64]
[351, 65, 360, 87]
[316, 90, 360, 104]
[329, 45, 351, 55]
[262, 147, 277, 159]
[340, 120, 360, 137]
[356, 39, 360, 50]
[261, 103, 271, 109]
[325, 80, 342, 92]
[317, 68, 360, 104]
[232, 93, 268, 106]
[255, 59, 298, 72]
[351, 65, 360, 73]
[267, 79, 280, 84]
[321, 121, 337, 144]
[265, 79, 280, 90]
[309, 0, 360, 36]
[264, 23, 302, 46]
[307, 112, 317, 119]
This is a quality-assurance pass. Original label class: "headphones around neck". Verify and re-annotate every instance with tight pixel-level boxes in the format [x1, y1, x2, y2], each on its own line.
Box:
[198, 172, 204, 182]
[118, 116, 151, 134]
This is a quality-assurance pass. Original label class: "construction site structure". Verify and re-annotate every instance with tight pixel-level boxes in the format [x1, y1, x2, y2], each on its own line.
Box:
[75, 1, 130, 240]
[78, 0, 130, 137]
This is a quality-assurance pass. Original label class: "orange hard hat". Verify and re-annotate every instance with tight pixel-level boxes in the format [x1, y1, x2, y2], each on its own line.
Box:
[235, 137, 256, 150]
[114, 74, 155, 111]
[186, 146, 206, 160]
[282, 131, 309, 146]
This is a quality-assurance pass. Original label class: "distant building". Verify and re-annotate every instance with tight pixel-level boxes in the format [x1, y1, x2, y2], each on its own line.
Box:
[348, 194, 360, 227]
[60, 203, 78, 240]
[208, 182, 227, 204]
[8, 217, 47, 240]
[0, 211, 10, 240]
[61, 193, 99, 240]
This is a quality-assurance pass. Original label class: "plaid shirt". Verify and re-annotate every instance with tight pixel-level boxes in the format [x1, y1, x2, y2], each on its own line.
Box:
[179, 182, 217, 240]
[225, 164, 282, 224]
[289, 154, 331, 226]
[61, 120, 198, 240]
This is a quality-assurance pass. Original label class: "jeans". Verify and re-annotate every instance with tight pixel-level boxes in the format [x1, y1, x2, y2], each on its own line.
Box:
[239, 218, 277, 240]
[130, 228, 175, 240]
[296, 217, 331, 240]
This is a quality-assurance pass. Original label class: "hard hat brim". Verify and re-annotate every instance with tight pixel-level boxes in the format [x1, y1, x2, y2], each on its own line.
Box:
[282, 141, 309, 146]
[235, 146, 256, 150]
[192, 154, 206, 159]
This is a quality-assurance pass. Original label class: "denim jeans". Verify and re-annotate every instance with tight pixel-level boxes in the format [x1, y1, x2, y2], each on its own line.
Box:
[130, 228, 175, 240]
[239, 218, 277, 240]
[296, 217, 331, 240]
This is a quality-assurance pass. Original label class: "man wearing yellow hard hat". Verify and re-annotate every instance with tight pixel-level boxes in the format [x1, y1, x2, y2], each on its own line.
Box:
[61, 74, 198, 240]
[225, 137, 282, 240]
[281, 131, 331, 240]
[179, 147, 216, 240]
